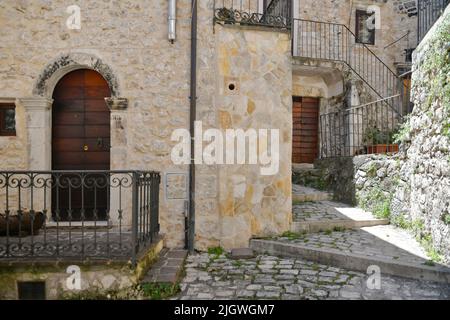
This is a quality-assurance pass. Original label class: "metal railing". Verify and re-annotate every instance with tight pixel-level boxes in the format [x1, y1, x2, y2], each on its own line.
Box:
[418, 0, 449, 42]
[214, 0, 292, 29]
[293, 19, 402, 115]
[319, 96, 401, 158]
[0, 171, 160, 264]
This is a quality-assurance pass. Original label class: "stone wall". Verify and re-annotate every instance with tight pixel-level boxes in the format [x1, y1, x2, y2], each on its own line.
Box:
[400, 5, 450, 262]
[316, 3, 450, 261]
[0, 237, 162, 299]
[315, 154, 400, 206]
[211, 25, 293, 249]
[0, 1, 292, 251]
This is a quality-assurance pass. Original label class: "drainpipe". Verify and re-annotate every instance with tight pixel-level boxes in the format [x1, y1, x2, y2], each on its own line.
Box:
[168, 0, 177, 43]
[187, 0, 197, 253]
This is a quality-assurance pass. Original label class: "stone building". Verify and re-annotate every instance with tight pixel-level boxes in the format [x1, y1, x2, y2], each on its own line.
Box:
[0, 0, 449, 298]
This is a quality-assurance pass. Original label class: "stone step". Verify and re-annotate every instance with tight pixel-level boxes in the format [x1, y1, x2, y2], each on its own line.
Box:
[292, 185, 333, 203]
[141, 248, 188, 284]
[291, 200, 389, 233]
[251, 225, 450, 284]
[292, 167, 326, 190]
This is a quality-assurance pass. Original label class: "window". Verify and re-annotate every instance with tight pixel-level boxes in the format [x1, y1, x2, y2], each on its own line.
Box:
[0, 103, 16, 136]
[356, 10, 375, 45]
[17, 281, 46, 300]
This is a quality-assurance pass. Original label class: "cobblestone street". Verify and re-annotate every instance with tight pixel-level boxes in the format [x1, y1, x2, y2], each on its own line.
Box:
[175, 253, 450, 300]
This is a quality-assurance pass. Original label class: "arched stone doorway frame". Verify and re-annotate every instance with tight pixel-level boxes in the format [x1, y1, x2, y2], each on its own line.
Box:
[18, 53, 128, 224]
[20, 52, 128, 172]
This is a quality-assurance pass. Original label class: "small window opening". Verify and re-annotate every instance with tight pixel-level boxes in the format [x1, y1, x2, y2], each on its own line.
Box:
[0, 103, 16, 136]
[17, 281, 46, 300]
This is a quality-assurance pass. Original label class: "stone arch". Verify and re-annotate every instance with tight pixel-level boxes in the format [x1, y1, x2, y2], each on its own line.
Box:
[33, 52, 120, 98]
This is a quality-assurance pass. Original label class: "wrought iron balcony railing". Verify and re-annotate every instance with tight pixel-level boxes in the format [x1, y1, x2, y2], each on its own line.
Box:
[214, 0, 292, 29]
[0, 170, 160, 265]
[319, 95, 401, 158]
[418, 0, 450, 42]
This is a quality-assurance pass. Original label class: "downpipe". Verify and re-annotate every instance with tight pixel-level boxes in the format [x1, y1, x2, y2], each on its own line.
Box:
[187, 0, 197, 253]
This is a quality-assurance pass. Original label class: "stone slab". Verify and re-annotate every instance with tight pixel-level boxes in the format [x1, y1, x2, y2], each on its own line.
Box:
[231, 248, 255, 260]
[142, 248, 188, 284]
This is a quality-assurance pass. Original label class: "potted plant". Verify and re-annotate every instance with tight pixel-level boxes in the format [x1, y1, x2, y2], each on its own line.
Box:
[363, 126, 399, 154]
[0, 211, 46, 237]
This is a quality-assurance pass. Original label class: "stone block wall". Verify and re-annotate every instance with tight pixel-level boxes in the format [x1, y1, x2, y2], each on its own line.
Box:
[0, 1, 293, 251]
[402, 5, 450, 262]
[209, 25, 293, 249]
[315, 3, 450, 264]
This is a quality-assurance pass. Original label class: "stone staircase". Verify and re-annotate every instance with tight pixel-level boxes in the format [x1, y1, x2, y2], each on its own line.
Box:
[291, 183, 389, 233]
[250, 183, 450, 284]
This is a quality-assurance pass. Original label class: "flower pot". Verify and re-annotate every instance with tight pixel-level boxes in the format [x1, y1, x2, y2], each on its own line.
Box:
[366, 144, 399, 154]
[0, 211, 46, 237]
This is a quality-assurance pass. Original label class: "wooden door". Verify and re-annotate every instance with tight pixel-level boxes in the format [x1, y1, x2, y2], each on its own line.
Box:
[52, 69, 111, 221]
[292, 97, 320, 164]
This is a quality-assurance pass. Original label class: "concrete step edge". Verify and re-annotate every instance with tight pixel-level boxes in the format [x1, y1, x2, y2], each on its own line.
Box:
[250, 239, 450, 284]
[292, 194, 333, 202]
[291, 219, 390, 233]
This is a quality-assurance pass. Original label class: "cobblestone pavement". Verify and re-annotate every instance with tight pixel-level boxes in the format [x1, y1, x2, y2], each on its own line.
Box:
[175, 253, 450, 300]
[275, 225, 437, 267]
[293, 201, 381, 222]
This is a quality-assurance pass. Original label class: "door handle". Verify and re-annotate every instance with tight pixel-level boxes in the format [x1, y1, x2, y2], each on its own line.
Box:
[83, 145, 89, 151]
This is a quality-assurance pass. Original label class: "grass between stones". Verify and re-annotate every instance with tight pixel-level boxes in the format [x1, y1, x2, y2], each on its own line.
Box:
[141, 282, 181, 300]
[391, 215, 444, 263]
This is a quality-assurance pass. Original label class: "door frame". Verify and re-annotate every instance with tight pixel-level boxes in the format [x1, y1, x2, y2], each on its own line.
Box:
[25, 54, 129, 225]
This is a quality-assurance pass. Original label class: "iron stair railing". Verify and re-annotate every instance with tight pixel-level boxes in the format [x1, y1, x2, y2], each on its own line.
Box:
[293, 19, 403, 118]
[418, 0, 450, 43]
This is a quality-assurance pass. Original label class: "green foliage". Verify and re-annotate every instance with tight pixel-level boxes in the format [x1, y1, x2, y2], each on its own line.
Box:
[418, 233, 443, 263]
[420, 20, 450, 114]
[292, 172, 328, 191]
[443, 213, 450, 225]
[207, 246, 224, 257]
[362, 126, 395, 145]
[358, 187, 392, 219]
[293, 199, 314, 206]
[232, 260, 243, 267]
[62, 286, 142, 300]
[280, 231, 305, 240]
[141, 283, 180, 300]
[443, 122, 450, 139]
[391, 215, 443, 263]
[393, 115, 412, 144]
[367, 163, 378, 178]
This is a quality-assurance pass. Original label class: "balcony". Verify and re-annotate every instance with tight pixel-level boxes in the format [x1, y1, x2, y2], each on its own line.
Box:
[213, 0, 292, 29]
[0, 171, 161, 265]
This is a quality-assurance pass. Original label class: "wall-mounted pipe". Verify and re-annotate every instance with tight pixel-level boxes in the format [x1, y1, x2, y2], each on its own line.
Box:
[168, 0, 177, 43]
[188, 0, 197, 253]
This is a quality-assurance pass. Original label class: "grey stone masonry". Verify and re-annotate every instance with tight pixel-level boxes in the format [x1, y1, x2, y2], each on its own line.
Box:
[252, 225, 450, 283]
[175, 253, 450, 300]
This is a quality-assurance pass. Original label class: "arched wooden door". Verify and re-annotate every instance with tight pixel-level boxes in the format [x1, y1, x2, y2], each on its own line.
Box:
[52, 69, 111, 221]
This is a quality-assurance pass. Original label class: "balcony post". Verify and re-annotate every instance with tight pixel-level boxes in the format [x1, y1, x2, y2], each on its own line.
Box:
[131, 171, 139, 265]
